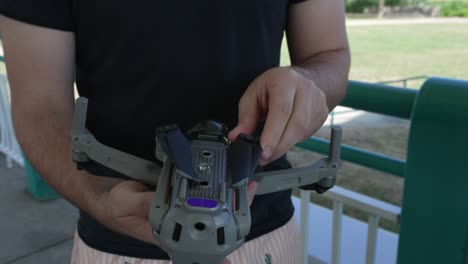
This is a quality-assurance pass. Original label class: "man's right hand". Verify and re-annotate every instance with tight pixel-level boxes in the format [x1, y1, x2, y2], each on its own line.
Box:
[0, 16, 157, 246]
[97, 180, 156, 244]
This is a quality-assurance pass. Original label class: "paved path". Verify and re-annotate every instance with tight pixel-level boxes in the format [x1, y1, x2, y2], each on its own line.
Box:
[0, 155, 78, 264]
[347, 17, 468, 26]
[323, 106, 409, 129]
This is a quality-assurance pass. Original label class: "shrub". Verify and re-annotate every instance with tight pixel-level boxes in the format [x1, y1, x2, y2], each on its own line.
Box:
[345, 0, 420, 13]
[440, 1, 468, 17]
[346, 0, 378, 13]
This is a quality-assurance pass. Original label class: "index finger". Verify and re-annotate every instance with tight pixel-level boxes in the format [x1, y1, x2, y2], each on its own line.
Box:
[260, 86, 296, 162]
[228, 91, 260, 142]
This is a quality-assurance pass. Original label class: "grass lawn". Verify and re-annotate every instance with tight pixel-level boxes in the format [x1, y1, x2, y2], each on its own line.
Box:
[281, 22, 468, 88]
[289, 124, 408, 233]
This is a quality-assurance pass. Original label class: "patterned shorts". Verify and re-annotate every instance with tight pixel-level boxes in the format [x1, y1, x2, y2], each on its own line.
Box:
[71, 217, 301, 264]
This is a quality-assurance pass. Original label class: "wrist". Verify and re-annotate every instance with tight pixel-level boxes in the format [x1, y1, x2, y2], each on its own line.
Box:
[63, 169, 121, 222]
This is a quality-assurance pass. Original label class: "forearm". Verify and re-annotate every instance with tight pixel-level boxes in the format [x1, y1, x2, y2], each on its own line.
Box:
[2, 16, 156, 243]
[291, 48, 350, 111]
[12, 98, 118, 220]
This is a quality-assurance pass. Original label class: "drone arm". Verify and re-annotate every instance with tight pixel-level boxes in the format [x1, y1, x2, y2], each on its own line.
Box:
[252, 126, 342, 195]
[71, 97, 161, 186]
[233, 184, 251, 238]
[150, 157, 173, 235]
[252, 159, 334, 195]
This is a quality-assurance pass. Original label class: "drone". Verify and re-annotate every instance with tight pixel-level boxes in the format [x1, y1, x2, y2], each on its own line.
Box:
[71, 97, 342, 264]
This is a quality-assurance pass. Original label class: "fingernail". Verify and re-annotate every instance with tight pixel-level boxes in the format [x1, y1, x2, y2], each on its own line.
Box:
[248, 181, 258, 190]
[262, 146, 272, 160]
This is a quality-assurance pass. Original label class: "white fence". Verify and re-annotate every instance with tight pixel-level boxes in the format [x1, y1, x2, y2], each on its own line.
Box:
[298, 187, 401, 264]
[0, 74, 23, 168]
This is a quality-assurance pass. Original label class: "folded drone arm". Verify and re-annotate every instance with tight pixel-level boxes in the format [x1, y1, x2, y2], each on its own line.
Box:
[252, 126, 342, 195]
[71, 97, 161, 185]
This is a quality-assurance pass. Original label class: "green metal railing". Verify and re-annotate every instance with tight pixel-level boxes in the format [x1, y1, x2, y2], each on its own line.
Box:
[298, 80, 418, 176]
[298, 137, 406, 176]
[328, 76, 428, 127]
[298, 78, 468, 264]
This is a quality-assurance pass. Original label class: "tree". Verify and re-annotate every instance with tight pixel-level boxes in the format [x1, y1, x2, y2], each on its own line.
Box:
[378, 0, 385, 18]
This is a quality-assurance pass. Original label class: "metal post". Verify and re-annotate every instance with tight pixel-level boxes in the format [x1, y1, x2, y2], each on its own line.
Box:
[330, 111, 335, 127]
[366, 215, 380, 264]
[300, 190, 311, 264]
[331, 201, 343, 264]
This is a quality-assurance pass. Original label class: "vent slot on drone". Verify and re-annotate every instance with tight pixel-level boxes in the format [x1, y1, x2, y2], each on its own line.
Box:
[172, 223, 182, 241]
[233, 189, 240, 212]
[217, 227, 225, 245]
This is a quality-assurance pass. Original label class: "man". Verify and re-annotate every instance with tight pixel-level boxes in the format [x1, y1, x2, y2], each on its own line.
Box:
[0, 0, 349, 263]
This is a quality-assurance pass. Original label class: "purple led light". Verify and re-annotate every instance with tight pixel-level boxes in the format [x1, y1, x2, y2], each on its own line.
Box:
[187, 198, 218, 208]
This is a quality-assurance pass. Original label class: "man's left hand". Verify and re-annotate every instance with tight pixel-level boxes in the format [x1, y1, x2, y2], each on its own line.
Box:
[228, 67, 329, 165]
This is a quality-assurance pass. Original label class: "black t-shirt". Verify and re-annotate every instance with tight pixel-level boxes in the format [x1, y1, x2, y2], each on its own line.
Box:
[1, 0, 306, 259]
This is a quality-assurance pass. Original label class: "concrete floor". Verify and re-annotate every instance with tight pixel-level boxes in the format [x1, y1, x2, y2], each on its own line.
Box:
[0, 154, 78, 264]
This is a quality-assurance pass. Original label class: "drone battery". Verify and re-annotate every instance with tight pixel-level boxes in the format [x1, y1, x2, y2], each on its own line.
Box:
[156, 138, 245, 264]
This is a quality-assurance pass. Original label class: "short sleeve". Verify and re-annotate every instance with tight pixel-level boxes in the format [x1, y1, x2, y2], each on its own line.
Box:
[0, 0, 74, 31]
[289, 0, 309, 4]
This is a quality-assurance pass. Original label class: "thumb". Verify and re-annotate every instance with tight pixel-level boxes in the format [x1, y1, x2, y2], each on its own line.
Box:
[228, 91, 261, 142]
